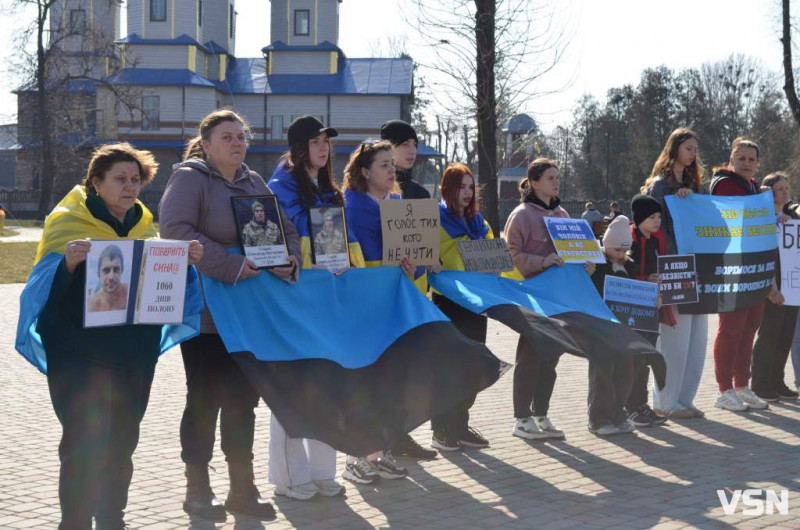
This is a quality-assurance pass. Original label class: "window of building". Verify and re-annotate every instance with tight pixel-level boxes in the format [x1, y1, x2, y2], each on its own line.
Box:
[142, 96, 160, 130]
[198, 0, 202, 26]
[150, 0, 167, 22]
[271, 115, 284, 140]
[229, 4, 235, 38]
[70, 9, 87, 32]
[294, 10, 310, 36]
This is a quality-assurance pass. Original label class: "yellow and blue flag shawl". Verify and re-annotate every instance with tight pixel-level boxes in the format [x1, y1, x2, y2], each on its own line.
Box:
[268, 164, 365, 268]
[15, 185, 203, 373]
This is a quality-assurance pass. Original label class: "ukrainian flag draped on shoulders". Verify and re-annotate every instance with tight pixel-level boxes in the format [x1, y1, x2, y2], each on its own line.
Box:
[268, 163, 365, 268]
[343, 187, 427, 291]
[15, 185, 203, 373]
[438, 200, 493, 271]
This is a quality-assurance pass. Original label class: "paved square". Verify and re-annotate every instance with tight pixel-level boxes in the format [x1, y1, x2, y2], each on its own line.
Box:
[1, 283, 798, 529]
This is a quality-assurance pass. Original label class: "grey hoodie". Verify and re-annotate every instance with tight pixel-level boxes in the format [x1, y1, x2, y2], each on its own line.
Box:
[159, 158, 302, 333]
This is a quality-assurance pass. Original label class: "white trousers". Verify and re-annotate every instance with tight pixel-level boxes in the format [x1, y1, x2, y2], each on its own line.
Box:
[268, 415, 337, 487]
[653, 312, 708, 411]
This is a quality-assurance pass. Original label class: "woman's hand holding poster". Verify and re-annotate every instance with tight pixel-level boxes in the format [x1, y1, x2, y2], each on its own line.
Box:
[666, 193, 777, 314]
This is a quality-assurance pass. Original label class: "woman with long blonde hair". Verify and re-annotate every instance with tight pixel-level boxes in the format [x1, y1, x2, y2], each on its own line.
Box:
[644, 128, 708, 420]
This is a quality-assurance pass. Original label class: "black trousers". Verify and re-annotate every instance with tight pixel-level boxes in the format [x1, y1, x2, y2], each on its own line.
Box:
[588, 359, 633, 429]
[179, 333, 260, 465]
[752, 300, 799, 394]
[430, 293, 487, 435]
[47, 357, 154, 530]
[625, 332, 658, 412]
[513, 336, 559, 418]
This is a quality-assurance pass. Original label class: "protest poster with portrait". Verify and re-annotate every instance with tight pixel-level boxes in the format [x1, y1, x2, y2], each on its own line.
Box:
[85, 239, 189, 327]
[603, 275, 660, 333]
[543, 217, 606, 264]
[657, 254, 699, 305]
[379, 199, 440, 266]
[309, 205, 350, 272]
[666, 193, 777, 314]
[231, 195, 290, 269]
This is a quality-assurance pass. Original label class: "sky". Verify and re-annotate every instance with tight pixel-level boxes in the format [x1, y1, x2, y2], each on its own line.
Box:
[0, 0, 790, 133]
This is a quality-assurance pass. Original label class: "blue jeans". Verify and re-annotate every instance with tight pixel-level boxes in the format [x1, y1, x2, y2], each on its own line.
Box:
[791, 312, 800, 388]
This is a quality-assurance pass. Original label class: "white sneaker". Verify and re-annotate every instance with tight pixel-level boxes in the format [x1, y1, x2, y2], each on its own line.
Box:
[736, 387, 769, 410]
[590, 424, 621, 436]
[512, 417, 549, 440]
[715, 389, 748, 411]
[534, 416, 566, 439]
[275, 482, 319, 501]
[312, 478, 345, 497]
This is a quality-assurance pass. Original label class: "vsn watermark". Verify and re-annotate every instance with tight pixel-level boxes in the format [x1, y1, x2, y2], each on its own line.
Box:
[717, 489, 790, 516]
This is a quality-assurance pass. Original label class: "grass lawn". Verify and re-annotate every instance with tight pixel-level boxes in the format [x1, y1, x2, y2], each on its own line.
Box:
[0, 242, 37, 283]
[0, 228, 20, 237]
[5, 220, 44, 228]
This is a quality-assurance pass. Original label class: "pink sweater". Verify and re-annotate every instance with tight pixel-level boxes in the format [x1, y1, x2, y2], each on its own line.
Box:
[503, 200, 570, 278]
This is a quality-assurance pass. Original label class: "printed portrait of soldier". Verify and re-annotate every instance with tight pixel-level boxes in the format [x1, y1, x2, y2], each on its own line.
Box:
[314, 209, 346, 256]
[241, 200, 281, 247]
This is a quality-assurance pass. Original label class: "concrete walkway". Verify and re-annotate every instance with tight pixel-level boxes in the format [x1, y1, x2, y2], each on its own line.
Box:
[0, 225, 43, 243]
[0, 282, 798, 529]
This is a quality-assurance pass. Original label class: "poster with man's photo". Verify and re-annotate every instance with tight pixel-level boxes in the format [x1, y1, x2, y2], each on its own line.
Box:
[85, 240, 135, 327]
[309, 206, 350, 272]
[231, 195, 290, 269]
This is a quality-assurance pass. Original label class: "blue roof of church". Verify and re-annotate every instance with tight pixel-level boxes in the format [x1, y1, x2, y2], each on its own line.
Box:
[118, 33, 211, 53]
[215, 57, 413, 95]
[262, 40, 341, 53]
[107, 68, 216, 87]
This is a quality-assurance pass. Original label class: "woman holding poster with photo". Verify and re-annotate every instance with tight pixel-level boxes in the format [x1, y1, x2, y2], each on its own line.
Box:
[707, 137, 770, 412]
[503, 158, 595, 441]
[18, 143, 203, 530]
[430, 162, 493, 452]
[159, 109, 302, 521]
[751, 173, 800, 402]
[265, 115, 366, 500]
[643, 127, 709, 419]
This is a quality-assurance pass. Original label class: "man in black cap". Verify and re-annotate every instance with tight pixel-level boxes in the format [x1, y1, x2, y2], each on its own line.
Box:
[380, 120, 431, 200]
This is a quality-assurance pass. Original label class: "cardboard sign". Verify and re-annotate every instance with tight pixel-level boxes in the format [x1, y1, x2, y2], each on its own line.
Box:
[85, 239, 189, 328]
[231, 194, 290, 269]
[544, 217, 605, 264]
[379, 199, 440, 266]
[309, 205, 350, 272]
[779, 220, 800, 306]
[603, 275, 659, 333]
[657, 254, 699, 305]
[457, 239, 514, 273]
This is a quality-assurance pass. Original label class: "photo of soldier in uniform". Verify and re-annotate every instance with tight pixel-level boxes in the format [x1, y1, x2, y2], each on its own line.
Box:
[309, 206, 349, 271]
[87, 243, 130, 312]
[231, 195, 290, 268]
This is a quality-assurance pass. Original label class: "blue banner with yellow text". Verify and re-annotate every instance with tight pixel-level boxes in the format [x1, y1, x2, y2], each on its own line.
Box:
[666, 192, 777, 313]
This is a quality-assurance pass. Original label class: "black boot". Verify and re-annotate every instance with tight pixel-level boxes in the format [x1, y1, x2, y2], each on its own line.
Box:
[224, 461, 276, 519]
[183, 464, 227, 522]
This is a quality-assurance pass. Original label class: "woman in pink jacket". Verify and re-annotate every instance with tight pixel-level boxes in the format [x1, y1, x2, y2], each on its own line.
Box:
[504, 158, 594, 440]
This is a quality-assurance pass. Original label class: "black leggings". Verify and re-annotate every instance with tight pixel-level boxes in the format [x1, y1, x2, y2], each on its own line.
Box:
[513, 336, 559, 418]
[179, 333, 260, 465]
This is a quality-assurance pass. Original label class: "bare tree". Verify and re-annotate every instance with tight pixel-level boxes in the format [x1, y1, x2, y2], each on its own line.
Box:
[781, 0, 800, 126]
[10, 0, 140, 217]
[411, 0, 570, 232]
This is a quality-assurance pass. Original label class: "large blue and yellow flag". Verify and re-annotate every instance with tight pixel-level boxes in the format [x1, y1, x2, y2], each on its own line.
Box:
[202, 265, 506, 456]
[666, 192, 777, 313]
[15, 185, 203, 373]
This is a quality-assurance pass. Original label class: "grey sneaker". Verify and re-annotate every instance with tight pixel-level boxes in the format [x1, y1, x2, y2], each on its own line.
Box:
[615, 419, 636, 434]
[512, 417, 549, 440]
[533, 416, 565, 439]
[589, 424, 621, 436]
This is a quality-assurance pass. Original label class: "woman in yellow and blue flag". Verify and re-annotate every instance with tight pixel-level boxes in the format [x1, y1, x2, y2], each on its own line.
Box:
[15, 143, 204, 530]
[430, 163, 493, 453]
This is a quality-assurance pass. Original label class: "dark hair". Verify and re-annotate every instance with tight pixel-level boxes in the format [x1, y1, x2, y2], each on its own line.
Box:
[183, 109, 251, 161]
[82, 142, 158, 190]
[343, 140, 396, 193]
[761, 171, 788, 189]
[282, 135, 340, 206]
[97, 244, 124, 275]
[643, 127, 704, 192]
[519, 157, 558, 200]
[440, 163, 479, 219]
